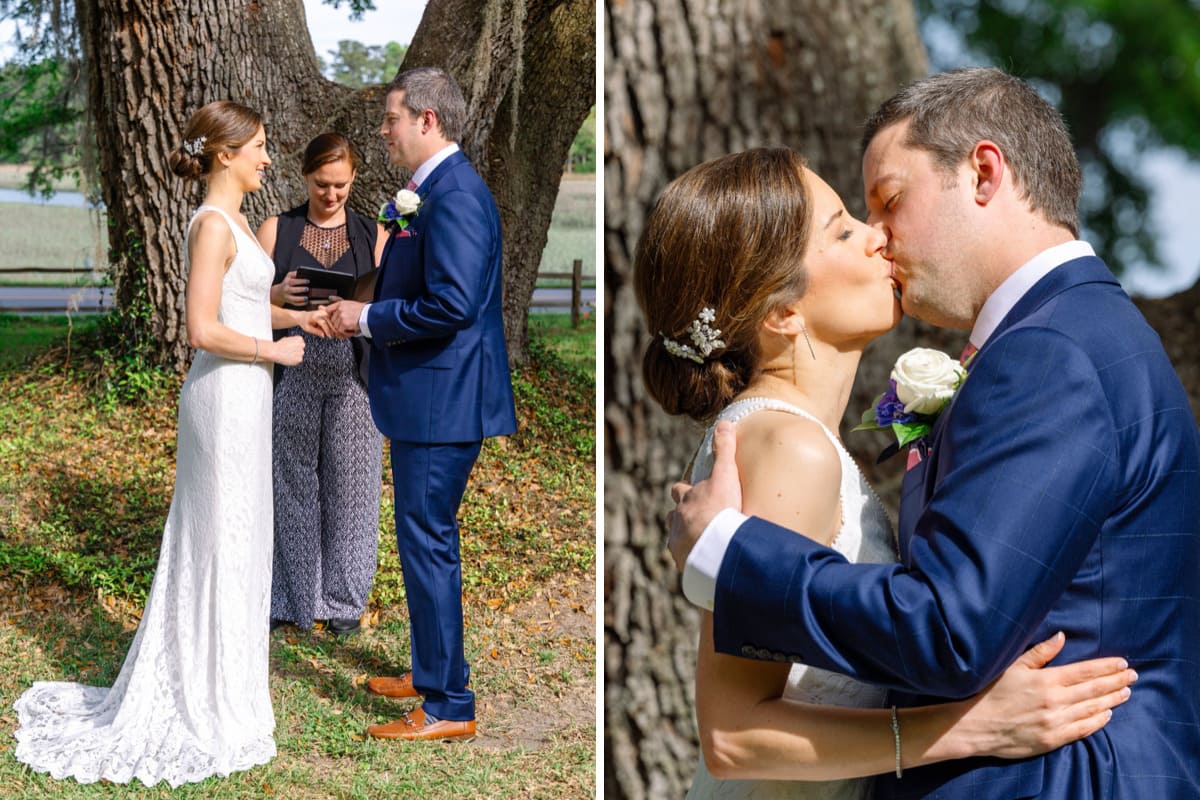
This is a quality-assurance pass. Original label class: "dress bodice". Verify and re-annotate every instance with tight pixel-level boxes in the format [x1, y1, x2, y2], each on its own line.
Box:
[686, 397, 897, 800]
[187, 205, 273, 342]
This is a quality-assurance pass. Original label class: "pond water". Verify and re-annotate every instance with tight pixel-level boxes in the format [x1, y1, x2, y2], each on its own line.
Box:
[0, 188, 101, 208]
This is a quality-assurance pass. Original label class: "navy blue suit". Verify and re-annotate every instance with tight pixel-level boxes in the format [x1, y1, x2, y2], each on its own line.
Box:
[713, 256, 1200, 798]
[366, 150, 517, 721]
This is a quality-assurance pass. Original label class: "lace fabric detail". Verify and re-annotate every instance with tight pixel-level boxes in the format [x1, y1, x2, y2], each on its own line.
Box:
[687, 396, 897, 800]
[299, 219, 350, 268]
[12, 205, 278, 787]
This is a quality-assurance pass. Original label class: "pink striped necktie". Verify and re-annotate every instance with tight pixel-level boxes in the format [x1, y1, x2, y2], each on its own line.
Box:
[405, 179, 418, 191]
[960, 342, 978, 368]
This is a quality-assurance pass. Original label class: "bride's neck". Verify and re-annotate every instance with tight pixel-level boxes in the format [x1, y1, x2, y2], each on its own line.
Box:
[202, 173, 245, 216]
[744, 348, 862, 434]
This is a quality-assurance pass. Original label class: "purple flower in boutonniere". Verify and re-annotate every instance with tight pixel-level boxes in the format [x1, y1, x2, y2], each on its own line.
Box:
[378, 188, 422, 232]
[853, 347, 967, 457]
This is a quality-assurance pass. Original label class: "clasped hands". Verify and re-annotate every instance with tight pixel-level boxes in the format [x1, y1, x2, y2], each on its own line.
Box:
[295, 301, 363, 339]
[276, 270, 364, 338]
[667, 420, 743, 572]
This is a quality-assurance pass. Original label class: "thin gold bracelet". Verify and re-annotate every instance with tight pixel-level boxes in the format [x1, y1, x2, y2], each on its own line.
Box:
[890, 705, 902, 778]
[250, 336, 259, 366]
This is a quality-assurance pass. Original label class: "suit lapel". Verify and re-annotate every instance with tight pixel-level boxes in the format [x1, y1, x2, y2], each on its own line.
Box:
[371, 151, 470, 302]
[897, 256, 1120, 559]
[979, 256, 1119, 362]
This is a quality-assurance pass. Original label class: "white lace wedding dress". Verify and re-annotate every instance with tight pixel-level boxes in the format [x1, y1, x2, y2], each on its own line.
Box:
[686, 397, 897, 800]
[13, 206, 278, 786]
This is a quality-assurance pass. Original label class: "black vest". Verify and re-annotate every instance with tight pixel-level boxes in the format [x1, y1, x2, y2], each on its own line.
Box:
[271, 202, 377, 386]
[272, 202, 377, 295]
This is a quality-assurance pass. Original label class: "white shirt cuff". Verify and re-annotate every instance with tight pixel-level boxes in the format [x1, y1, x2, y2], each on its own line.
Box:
[358, 303, 373, 339]
[681, 508, 748, 611]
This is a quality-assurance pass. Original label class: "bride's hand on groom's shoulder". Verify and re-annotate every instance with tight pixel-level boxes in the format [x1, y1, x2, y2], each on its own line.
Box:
[668, 421, 744, 573]
[944, 632, 1137, 760]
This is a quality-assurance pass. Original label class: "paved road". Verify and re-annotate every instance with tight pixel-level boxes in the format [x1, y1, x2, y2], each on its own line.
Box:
[0, 285, 595, 315]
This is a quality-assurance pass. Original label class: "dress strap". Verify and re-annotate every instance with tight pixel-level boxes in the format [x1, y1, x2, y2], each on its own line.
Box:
[719, 396, 844, 454]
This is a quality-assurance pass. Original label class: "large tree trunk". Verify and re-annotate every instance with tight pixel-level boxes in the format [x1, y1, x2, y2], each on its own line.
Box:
[79, 0, 594, 371]
[603, 2, 928, 797]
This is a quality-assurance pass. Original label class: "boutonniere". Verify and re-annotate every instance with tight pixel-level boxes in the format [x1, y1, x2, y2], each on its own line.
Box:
[853, 347, 967, 456]
[378, 187, 422, 232]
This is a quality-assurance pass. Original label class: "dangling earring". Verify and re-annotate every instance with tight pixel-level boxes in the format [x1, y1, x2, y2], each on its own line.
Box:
[802, 326, 817, 360]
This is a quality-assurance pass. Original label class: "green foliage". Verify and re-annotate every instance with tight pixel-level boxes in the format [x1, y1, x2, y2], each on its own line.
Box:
[324, 39, 408, 87]
[0, 0, 89, 196]
[0, 57, 87, 196]
[568, 106, 596, 173]
[916, 0, 1200, 274]
[320, 0, 376, 21]
[86, 229, 174, 408]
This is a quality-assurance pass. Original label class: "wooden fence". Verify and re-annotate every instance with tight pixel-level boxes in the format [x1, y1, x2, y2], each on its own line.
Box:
[1, 262, 596, 322]
[533, 259, 595, 328]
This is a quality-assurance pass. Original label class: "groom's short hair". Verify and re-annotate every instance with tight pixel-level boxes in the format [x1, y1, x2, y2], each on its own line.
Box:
[389, 67, 467, 144]
[861, 67, 1082, 237]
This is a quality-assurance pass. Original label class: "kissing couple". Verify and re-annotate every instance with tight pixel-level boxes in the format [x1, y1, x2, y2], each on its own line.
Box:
[636, 67, 1200, 799]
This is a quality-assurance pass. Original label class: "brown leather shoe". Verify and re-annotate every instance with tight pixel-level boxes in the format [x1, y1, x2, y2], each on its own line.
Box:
[366, 672, 420, 699]
[366, 706, 475, 742]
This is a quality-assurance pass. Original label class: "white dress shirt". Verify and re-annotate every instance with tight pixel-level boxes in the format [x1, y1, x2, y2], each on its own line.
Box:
[680, 239, 1097, 610]
[358, 143, 462, 338]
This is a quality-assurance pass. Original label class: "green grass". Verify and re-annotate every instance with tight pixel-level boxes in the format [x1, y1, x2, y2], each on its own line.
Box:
[0, 314, 99, 368]
[0, 320, 596, 799]
[528, 313, 596, 379]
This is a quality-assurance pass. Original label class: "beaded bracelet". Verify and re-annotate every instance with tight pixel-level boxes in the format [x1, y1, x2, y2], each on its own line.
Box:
[890, 705, 902, 778]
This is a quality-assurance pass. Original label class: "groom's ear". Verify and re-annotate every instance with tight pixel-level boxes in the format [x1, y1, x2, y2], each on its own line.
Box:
[969, 140, 1005, 206]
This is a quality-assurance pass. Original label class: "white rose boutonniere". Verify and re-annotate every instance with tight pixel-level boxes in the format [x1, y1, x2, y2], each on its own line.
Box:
[378, 187, 422, 230]
[891, 348, 967, 415]
[853, 347, 968, 453]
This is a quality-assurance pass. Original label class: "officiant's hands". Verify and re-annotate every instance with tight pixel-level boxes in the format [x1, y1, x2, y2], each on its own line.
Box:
[668, 420, 743, 572]
[325, 299, 364, 338]
[271, 269, 310, 307]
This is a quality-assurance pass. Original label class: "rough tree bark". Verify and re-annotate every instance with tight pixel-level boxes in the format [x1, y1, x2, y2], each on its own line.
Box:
[604, 2, 928, 797]
[78, 0, 594, 370]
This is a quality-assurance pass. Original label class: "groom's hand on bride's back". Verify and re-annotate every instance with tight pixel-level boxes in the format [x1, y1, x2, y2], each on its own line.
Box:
[667, 421, 743, 572]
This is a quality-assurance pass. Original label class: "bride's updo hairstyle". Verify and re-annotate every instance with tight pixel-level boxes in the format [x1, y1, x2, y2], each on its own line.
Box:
[169, 101, 264, 181]
[634, 147, 814, 423]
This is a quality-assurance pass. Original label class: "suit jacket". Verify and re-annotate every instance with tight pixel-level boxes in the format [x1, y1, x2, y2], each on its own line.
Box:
[365, 150, 517, 444]
[712, 256, 1200, 799]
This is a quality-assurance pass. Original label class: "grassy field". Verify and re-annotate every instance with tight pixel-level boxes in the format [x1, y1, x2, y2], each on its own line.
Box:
[0, 315, 596, 799]
[538, 175, 596, 286]
[0, 204, 107, 285]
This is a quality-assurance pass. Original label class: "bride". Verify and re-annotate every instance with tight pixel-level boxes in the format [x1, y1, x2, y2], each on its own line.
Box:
[634, 148, 1137, 799]
[13, 101, 332, 787]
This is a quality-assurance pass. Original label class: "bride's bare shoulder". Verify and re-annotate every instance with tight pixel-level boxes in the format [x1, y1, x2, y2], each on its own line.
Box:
[733, 411, 842, 543]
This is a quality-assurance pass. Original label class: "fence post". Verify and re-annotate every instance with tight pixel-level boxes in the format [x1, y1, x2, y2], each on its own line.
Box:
[571, 258, 583, 329]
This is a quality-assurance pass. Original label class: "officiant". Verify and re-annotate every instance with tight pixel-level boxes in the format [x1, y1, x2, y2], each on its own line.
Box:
[256, 131, 387, 637]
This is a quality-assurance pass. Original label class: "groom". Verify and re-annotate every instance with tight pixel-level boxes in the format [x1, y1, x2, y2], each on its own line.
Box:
[327, 66, 517, 742]
[670, 68, 1200, 798]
